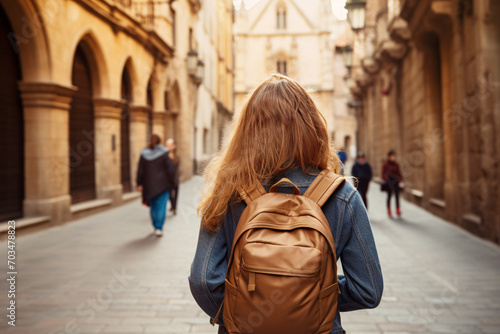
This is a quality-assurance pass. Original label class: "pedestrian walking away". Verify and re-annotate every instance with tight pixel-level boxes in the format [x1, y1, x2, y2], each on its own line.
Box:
[351, 151, 372, 209]
[382, 150, 403, 217]
[189, 74, 383, 334]
[337, 147, 347, 175]
[166, 138, 180, 216]
[136, 134, 176, 236]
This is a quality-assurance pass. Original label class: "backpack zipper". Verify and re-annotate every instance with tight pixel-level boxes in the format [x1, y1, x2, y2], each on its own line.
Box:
[242, 263, 320, 291]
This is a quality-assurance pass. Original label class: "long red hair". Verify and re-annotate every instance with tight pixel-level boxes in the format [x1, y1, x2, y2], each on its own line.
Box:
[198, 74, 340, 231]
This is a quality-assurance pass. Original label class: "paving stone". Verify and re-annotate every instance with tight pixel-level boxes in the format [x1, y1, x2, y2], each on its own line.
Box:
[144, 324, 190, 333]
[77, 324, 105, 333]
[102, 324, 144, 333]
[189, 324, 219, 332]
[482, 326, 500, 334]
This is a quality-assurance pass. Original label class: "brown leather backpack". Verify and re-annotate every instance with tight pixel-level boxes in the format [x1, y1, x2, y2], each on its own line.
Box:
[212, 170, 345, 334]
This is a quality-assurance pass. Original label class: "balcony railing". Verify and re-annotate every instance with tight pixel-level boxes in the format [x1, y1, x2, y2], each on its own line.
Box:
[113, 0, 171, 30]
[132, 1, 155, 29]
[113, 0, 174, 45]
[115, 0, 132, 8]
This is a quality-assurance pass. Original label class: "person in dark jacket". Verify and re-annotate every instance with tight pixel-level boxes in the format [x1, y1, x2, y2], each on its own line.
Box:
[136, 134, 176, 236]
[382, 150, 403, 217]
[166, 138, 180, 215]
[352, 151, 372, 209]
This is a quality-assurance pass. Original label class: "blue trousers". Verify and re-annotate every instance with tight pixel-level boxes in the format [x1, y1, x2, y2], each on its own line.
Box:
[149, 190, 170, 230]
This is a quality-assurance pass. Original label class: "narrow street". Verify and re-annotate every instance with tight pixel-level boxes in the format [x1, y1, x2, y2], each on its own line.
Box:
[1, 176, 500, 334]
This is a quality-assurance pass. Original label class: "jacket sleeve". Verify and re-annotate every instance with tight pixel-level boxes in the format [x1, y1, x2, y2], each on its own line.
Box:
[338, 190, 384, 311]
[381, 163, 387, 181]
[367, 163, 373, 181]
[164, 154, 176, 183]
[188, 219, 228, 324]
[136, 156, 144, 186]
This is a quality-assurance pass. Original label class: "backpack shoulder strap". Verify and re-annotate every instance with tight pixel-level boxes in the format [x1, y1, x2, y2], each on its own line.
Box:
[239, 183, 267, 205]
[303, 170, 345, 207]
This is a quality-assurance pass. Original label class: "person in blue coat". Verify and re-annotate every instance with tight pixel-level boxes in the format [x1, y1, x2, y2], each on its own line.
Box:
[337, 148, 347, 175]
[136, 134, 176, 236]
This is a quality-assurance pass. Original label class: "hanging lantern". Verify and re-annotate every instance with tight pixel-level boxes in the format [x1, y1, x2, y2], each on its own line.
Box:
[187, 49, 198, 76]
[345, 0, 366, 32]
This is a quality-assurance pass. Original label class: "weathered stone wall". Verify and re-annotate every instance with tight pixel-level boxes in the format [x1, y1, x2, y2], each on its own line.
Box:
[0, 0, 203, 225]
[354, 0, 500, 244]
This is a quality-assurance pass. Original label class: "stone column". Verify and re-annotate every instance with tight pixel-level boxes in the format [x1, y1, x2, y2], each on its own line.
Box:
[93, 98, 124, 203]
[19, 82, 76, 223]
[152, 111, 167, 142]
[129, 106, 149, 190]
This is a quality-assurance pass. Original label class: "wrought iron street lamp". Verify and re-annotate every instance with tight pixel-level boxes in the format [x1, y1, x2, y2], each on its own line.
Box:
[187, 49, 198, 76]
[345, 0, 366, 32]
[196, 60, 205, 82]
[341, 45, 353, 72]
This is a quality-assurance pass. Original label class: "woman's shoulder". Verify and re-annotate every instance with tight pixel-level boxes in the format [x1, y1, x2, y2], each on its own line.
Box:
[333, 180, 358, 203]
[321, 180, 365, 222]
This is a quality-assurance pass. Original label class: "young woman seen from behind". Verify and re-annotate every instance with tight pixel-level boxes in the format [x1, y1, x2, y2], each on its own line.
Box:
[189, 74, 383, 333]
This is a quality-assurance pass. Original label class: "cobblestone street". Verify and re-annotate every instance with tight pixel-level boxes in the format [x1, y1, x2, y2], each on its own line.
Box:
[1, 176, 500, 334]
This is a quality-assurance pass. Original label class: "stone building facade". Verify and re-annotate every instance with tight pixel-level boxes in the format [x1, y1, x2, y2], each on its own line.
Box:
[348, 0, 500, 243]
[234, 0, 357, 155]
[193, 0, 235, 172]
[0, 0, 233, 229]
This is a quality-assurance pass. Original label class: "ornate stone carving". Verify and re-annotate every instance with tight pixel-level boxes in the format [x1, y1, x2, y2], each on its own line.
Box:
[361, 57, 380, 75]
[388, 16, 411, 42]
[378, 39, 407, 61]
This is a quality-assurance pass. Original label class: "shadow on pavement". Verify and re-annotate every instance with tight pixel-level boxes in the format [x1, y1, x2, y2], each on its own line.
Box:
[112, 232, 162, 256]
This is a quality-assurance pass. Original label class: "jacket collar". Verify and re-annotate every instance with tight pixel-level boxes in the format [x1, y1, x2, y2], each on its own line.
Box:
[141, 145, 168, 161]
[263, 165, 322, 188]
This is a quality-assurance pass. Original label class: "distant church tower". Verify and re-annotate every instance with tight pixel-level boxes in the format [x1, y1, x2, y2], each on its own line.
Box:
[235, 0, 357, 156]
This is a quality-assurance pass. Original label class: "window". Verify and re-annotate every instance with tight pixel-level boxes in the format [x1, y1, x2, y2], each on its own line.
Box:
[277, 60, 287, 75]
[276, 4, 286, 29]
[203, 128, 209, 154]
[189, 28, 193, 50]
[164, 91, 169, 111]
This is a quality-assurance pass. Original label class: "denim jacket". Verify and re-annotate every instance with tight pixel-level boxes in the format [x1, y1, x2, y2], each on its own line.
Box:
[189, 166, 384, 333]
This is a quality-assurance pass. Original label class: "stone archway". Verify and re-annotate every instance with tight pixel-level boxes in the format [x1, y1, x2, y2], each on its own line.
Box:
[120, 60, 134, 193]
[0, 0, 52, 81]
[69, 44, 96, 204]
[416, 9, 455, 210]
[0, 0, 57, 221]
[421, 32, 445, 200]
[165, 81, 181, 142]
[68, 30, 109, 98]
[68, 32, 109, 204]
[0, 3, 24, 221]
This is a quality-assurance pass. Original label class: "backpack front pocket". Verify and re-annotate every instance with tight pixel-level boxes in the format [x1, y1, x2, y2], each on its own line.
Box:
[232, 242, 322, 334]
